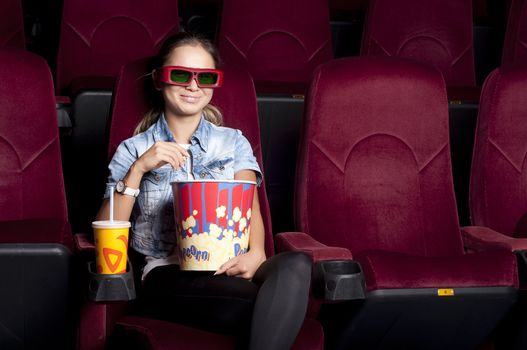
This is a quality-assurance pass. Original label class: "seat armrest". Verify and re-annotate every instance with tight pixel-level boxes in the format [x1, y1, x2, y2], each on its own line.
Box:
[276, 232, 353, 262]
[55, 95, 71, 105]
[74, 233, 95, 253]
[462, 226, 527, 287]
[276, 232, 365, 300]
[56, 95, 72, 128]
[461, 226, 527, 252]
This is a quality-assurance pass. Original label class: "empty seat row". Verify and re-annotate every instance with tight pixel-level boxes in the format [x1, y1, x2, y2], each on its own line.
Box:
[2, 0, 527, 95]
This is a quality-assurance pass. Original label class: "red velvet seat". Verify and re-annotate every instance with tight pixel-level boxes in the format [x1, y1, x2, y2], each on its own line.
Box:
[468, 63, 527, 241]
[0, 0, 24, 48]
[76, 58, 324, 350]
[360, 0, 481, 230]
[502, 0, 527, 65]
[278, 56, 518, 349]
[467, 62, 527, 349]
[56, 0, 179, 95]
[217, 0, 333, 94]
[361, 0, 476, 92]
[0, 48, 73, 349]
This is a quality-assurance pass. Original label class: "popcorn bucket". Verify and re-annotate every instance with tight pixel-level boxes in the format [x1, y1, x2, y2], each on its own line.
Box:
[171, 180, 256, 271]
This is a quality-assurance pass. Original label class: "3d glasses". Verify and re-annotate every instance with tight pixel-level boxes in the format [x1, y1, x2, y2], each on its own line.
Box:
[155, 66, 224, 88]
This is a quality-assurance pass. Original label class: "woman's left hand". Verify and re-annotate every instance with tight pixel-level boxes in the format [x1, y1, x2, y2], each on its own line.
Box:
[215, 249, 266, 279]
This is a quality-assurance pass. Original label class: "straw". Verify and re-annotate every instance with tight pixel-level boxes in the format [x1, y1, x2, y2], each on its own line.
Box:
[109, 184, 115, 223]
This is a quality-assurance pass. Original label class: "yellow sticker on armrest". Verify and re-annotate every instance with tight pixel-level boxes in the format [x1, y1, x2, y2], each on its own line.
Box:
[437, 289, 455, 296]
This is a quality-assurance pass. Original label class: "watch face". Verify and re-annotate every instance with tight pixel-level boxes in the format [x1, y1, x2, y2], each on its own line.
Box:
[116, 180, 125, 193]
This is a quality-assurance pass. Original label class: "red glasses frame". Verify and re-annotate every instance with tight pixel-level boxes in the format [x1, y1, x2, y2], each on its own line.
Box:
[155, 66, 224, 88]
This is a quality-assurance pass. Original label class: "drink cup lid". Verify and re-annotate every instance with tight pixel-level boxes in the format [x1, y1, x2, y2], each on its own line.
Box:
[92, 220, 131, 229]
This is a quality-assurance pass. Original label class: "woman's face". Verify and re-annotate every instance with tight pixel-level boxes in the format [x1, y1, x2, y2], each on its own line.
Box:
[161, 44, 216, 120]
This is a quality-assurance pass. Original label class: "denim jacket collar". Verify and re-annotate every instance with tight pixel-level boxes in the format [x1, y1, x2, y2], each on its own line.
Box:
[153, 112, 209, 152]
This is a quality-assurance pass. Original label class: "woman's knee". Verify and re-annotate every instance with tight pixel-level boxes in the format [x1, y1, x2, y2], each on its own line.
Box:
[279, 251, 312, 275]
[270, 252, 312, 285]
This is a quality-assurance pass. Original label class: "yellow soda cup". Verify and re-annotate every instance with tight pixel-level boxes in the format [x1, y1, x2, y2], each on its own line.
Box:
[92, 220, 131, 274]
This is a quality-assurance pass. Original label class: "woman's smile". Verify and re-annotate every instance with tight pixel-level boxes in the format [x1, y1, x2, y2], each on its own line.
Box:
[179, 94, 201, 103]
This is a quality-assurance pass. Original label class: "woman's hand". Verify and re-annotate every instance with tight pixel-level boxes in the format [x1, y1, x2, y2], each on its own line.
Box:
[215, 249, 266, 279]
[134, 141, 190, 174]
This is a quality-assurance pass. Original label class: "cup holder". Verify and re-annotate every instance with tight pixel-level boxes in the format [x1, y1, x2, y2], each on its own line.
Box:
[87, 259, 136, 302]
[313, 260, 365, 301]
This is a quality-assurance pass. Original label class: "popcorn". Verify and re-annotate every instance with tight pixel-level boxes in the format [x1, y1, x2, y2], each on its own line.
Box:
[239, 217, 247, 232]
[182, 215, 196, 230]
[216, 205, 227, 218]
[233, 207, 242, 222]
[209, 223, 222, 238]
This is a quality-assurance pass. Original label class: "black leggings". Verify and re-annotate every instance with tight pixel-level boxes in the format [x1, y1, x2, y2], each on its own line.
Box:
[134, 251, 312, 350]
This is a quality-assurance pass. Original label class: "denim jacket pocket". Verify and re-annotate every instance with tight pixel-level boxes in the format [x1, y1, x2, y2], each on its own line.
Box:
[202, 156, 235, 179]
[139, 167, 172, 219]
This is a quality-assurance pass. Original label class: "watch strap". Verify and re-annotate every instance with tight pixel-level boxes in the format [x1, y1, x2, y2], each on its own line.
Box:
[122, 186, 140, 197]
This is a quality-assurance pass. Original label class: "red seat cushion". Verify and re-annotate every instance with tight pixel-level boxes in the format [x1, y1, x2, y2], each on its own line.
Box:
[116, 316, 323, 350]
[356, 249, 518, 291]
[0, 219, 73, 250]
[116, 316, 235, 350]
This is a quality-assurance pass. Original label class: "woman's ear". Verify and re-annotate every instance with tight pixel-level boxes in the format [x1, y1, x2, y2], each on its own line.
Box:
[152, 69, 162, 91]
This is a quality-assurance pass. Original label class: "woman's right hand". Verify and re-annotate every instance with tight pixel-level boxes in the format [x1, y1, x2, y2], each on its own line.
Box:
[133, 142, 191, 174]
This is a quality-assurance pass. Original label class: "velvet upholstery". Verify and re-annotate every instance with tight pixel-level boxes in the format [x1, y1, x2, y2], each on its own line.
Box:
[276, 231, 352, 262]
[0, 48, 74, 349]
[114, 316, 235, 350]
[0, 219, 72, 249]
[217, 0, 333, 94]
[0, 49, 70, 245]
[55, 0, 179, 95]
[113, 316, 324, 350]
[298, 57, 462, 257]
[462, 226, 527, 252]
[78, 58, 323, 350]
[502, 0, 527, 65]
[297, 56, 518, 289]
[0, 0, 24, 48]
[361, 0, 475, 87]
[470, 63, 527, 237]
[357, 249, 518, 290]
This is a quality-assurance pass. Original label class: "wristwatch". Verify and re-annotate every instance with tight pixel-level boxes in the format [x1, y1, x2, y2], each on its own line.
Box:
[115, 180, 140, 198]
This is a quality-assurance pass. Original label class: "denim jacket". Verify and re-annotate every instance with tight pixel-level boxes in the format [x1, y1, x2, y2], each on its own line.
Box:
[105, 114, 262, 258]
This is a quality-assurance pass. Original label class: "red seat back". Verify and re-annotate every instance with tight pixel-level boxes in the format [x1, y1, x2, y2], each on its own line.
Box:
[56, 0, 179, 94]
[297, 57, 464, 256]
[0, 0, 24, 48]
[470, 63, 527, 237]
[217, 0, 333, 92]
[0, 48, 67, 222]
[502, 0, 527, 65]
[361, 0, 475, 87]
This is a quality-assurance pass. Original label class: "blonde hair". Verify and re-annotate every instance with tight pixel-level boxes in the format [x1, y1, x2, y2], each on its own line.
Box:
[134, 32, 223, 135]
[133, 104, 223, 135]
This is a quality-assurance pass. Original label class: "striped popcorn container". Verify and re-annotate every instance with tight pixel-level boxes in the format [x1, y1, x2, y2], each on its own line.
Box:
[171, 180, 256, 270]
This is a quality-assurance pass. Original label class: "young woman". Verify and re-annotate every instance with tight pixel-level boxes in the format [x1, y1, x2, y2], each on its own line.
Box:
[96, 32, 311, 350]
